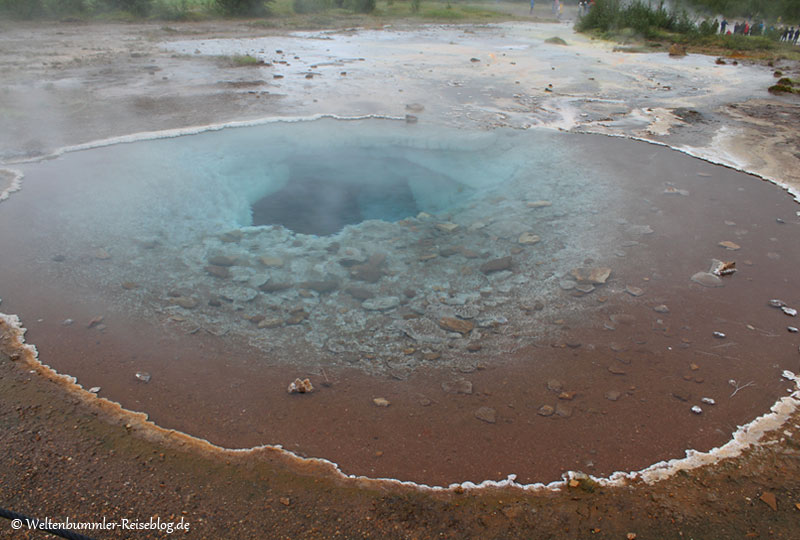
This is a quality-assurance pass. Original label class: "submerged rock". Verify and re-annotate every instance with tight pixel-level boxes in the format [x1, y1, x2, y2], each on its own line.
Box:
[362, 296, 400, 311]
[258, 256, 284, 268]
[350, 253, 387, 283]
[691, 271, 723, 287]
[625, 285, 644, 297]
[718, 240, 741, 251]
[518, 232, 541, 245]
[438, 317, 474, 335]
[301, 280, 339, 294]
[480, 256, 512, 274]
[570, 267, 611, 285]
[171, 296, 198, 309]
[345, 286, 374, 300]
[205, 264, 230, 279]
[258, 280, 292, 293]
[208, 255, 237, 267]
[537, 405, 555, 417]
[474, 406, 497, 424]
[442, 379, 473, 394]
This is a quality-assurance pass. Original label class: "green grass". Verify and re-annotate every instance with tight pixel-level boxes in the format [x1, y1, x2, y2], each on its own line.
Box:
[229, 53, 264, 65]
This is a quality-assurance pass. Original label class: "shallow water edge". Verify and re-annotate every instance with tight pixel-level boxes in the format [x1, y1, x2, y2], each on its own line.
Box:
[2, 115, 800, 491]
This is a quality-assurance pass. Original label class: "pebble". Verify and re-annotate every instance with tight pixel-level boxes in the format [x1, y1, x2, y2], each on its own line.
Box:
[526, 200, 552, 208]
[87, 316, 104, 329]
[88, 386, 101, 393]
[625, 286, 644, 297]
[782, 307, 797, 317]
[441, 379, 473, 394]
[546, 379, 564, 392]
[789, 327, 799, 333]
[608, 366, 626, 375]
[94, 248, 111, 260]
[558, 391, 577, 400]
[653, 304, 669, 313]
[691, 405, 702, 414]
[480, 256, 512, 274]
[713, 331, 726, 338]
[208, 255, 236, 267]
[559, 280, 577, 291]
[474, 406, 497, 423]
[287, 378, 313, 394]
[362, 297, 400, 311]
[671, 389, 690, 402]
[570, 267, 611, 284]
[537, 405, 555, 417]
[257, 318, 283, 329]
[555, 403, 572, 418]
[62, 319, 74, 326]
[604, 390, 621, 401]
[518, 232, 541, 245]
[258, 256, 284, 268]
[718, 240, 741, 250]
[205, 265, 230, 279]
[436, 222, 460, 233]
[701, 397, 716, 405]
[373, 397, 390, 407]
[769, 299, 787, 308]
[690, 271, 723, 287]
[438, 317, 474, 335]
[135, 371, 151, 383]
[172, 296, 198, 309]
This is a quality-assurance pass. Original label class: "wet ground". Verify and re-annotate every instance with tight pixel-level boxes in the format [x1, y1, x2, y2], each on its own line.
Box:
[2, 14, 800, 539]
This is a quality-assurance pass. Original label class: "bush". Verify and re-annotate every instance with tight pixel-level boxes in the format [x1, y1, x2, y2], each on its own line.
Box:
[107, 0, 152, 16]
[577, 0, 696, 39]
[216, 0, 269, 16]
[344, 0, 374, 13]
[0, 0, 45, 18]
[292, 0, 329, 13]
[152, 0, 192, 20]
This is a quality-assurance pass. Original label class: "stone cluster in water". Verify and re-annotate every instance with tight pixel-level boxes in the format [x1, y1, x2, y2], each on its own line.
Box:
[143, 195, 626, 375]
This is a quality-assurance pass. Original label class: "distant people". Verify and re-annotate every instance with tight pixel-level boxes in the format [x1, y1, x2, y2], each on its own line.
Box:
[720, 19, 727, 34]
[530, 0, 535, 14]
[794, 28, 799, 45]
[552, 0, 559, 17]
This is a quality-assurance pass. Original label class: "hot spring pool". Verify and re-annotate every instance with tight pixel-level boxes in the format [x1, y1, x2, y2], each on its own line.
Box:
[1, 118, 798, 485]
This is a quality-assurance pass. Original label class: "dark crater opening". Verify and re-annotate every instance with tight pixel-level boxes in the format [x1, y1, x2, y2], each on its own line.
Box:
[251, 167, 421, 236]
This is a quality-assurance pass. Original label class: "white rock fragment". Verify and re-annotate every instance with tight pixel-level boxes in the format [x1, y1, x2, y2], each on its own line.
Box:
[287, 378, 313, 394]
[701, 397, 716, 405]
[135, 371, 151, 383]
[782, 307, 797, 317]
[691, 405, 702, 414]
[88, 386, 101, 394]
[788, 327, 799, 333]
[713, 331, 726, 339]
